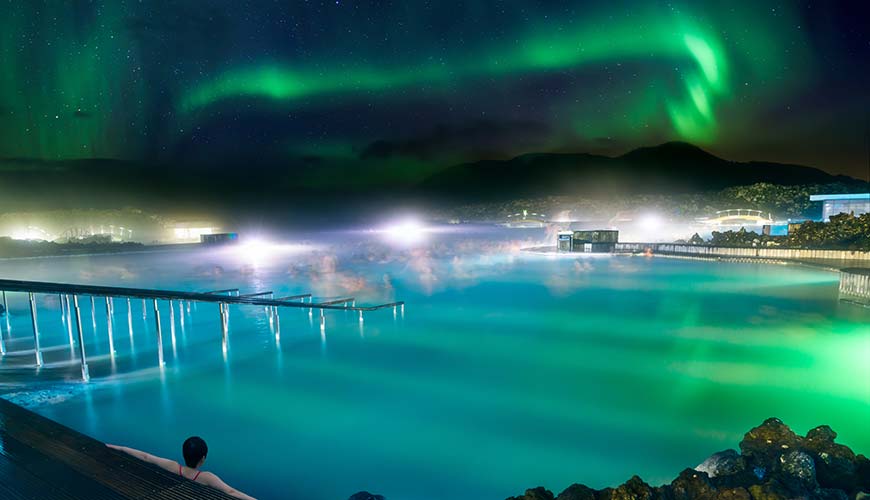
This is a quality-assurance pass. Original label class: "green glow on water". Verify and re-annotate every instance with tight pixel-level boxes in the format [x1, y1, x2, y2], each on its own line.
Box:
[0, 236, 867, 500]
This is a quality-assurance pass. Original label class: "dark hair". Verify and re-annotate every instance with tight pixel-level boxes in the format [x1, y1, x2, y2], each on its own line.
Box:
[182, 436, 208, 467]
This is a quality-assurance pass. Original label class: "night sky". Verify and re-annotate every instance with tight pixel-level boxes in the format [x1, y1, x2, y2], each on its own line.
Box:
[1, 0, 869, 191]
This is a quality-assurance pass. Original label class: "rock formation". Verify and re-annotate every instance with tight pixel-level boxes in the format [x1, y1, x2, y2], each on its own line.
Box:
[507, 418, 869, 500]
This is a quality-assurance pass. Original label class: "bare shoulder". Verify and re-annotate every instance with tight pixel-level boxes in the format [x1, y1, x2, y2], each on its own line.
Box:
[196, 471, 257, 499]
[197, 471, 223, 485]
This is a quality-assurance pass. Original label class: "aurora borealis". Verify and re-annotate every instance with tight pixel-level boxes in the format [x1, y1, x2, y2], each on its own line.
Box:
[1, 0, 868, 190]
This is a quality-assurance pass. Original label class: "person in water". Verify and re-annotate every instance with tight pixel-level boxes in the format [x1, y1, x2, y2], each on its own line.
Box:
[107, 436, 256, 500]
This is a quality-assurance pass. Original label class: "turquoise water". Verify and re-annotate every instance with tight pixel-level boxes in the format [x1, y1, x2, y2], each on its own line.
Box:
[0, 228, 868, 500]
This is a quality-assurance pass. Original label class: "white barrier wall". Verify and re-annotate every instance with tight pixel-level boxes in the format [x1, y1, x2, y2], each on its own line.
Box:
[839, 269, 870, 303]
[614, 243, 870, 262]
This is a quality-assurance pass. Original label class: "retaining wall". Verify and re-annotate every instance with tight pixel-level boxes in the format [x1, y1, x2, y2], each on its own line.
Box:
[614, 243, 870, 262]
[839, 268, 870, 304]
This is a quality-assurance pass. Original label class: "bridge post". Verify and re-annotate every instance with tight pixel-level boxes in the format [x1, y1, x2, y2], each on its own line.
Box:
[105, 297, 115, 356]
[126, 298, 133, 339]
[274, 307, 280, 339]
[358, 311, 363, 323]
[29, 293, 43, 366]
[64, 295, 75, 347]
[73, 296, 89, 382]
[219, 302, 228, 345]
[153, 299, 164, 366]
[2, 290, 9, 333]
[0, 292, 5, 355]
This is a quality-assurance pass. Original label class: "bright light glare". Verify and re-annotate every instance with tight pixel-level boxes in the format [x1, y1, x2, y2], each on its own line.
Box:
[638, 213, 664, 230]
[10, 226, 52, 241]
[229, 238, 309, 265]
[238, 238, 272, 262]
[380, 218, 429, 246]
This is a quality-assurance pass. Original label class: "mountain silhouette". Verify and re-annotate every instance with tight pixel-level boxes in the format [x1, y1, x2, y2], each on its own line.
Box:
[419, 142, 864, 199]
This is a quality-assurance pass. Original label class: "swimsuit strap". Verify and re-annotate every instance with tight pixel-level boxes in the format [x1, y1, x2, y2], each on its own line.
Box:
[179, 465, 202, 481]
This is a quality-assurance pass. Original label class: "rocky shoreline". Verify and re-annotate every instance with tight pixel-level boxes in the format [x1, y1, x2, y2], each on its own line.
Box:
[506, 418, 869, 500]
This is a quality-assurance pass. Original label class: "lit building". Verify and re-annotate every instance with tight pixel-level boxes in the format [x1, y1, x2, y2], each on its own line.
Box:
[201, 233, 239, 245]
[169, 222, 218, 242]
[557, 230, 619, 253]
[809, 193, 870, 221]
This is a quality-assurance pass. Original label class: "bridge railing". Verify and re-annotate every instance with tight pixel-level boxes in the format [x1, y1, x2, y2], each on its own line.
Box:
[0, 278, 404, 382]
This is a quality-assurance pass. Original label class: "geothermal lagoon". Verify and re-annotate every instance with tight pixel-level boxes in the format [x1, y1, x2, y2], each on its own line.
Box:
[0, 227, 867, 500]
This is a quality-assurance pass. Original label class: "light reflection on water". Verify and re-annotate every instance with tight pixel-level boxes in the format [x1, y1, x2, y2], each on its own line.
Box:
[0, 227, 867, 500]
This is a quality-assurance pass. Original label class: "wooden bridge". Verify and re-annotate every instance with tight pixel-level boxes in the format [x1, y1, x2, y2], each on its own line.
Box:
[0, 278, 404, 382]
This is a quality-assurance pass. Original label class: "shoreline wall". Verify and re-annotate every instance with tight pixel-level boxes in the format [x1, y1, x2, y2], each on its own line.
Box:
[615, 243, 870, 262]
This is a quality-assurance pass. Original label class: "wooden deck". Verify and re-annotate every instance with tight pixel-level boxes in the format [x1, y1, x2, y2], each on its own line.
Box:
[0, 397, 236, 499]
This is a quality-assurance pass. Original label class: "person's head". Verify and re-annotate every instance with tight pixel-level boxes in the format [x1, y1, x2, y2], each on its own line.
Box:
[182, 436, 208, 468]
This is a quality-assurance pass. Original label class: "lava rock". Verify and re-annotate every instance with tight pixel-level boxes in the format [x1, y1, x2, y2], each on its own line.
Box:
[713, 487, 751, 500]
[814, 489, 849, 500]
[739, 418, 801, 473]
[695, 449, 754, 488]
[556, 483, 599, 500]
[802, 425, 858, 491]
[667, 468, 717, 500]
[857, 455, 870, 491]
[507, 419, 865, 500]
[347, 492, 385, 500]
[507, 486, 555, 500]
[611, 476, 656, 500]
[777, 450, 816, 493]
[746, 480, 792, 500]
[696, 450, 743, 478]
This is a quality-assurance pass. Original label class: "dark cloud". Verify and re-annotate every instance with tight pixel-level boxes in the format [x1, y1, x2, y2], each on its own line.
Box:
[360, 120, 552, 161]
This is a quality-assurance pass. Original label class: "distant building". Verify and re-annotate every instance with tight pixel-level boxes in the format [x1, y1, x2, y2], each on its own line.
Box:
[557, 230, 619, 253]
[200, 233, 238, 245]
[762, 224, 789, 236]
[557, 231, 573, 251]
[809, 193, 870, 221]
[169, 221, 219, 242]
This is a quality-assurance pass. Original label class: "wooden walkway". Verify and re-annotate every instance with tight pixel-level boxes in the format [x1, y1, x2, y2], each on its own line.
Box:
[0, 397, 236, 499]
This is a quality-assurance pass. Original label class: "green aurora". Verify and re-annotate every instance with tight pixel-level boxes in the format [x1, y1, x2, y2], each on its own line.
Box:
[180, 8, 762, 143]
[0, 1, 867, 179]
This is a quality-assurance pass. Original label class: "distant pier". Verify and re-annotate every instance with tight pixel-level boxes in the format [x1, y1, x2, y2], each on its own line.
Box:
[839, 268, 870, 306]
